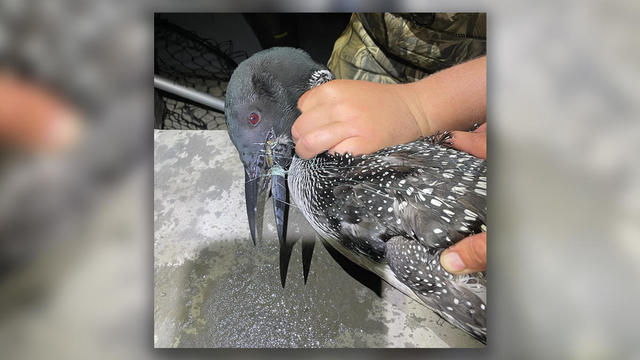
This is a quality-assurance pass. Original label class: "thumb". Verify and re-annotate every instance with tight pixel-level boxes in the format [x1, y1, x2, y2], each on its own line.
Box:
[440, 232, 486, 274]
[450, 126, 486, 159]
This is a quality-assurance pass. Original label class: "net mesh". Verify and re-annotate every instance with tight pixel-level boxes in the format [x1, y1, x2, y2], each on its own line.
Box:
[154, 19, 247, 130]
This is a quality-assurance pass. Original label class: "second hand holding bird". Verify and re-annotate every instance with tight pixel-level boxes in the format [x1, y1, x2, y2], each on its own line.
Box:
[441, 123, 486, 274]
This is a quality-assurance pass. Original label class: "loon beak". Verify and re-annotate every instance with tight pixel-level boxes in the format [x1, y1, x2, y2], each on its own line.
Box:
[270, 166, 292, 288]
[267, 136, 295, 288]
[241, 133, 295, 287]
[242, 154, 269, 246]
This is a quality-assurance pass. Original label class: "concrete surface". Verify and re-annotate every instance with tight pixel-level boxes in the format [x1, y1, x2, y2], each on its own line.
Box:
[153, 130, 484, 348]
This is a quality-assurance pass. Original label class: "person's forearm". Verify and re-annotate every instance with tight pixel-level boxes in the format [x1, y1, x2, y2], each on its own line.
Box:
[403, 56, 486, 136]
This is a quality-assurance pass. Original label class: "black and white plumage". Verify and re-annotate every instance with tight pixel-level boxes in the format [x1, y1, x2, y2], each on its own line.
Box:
[225, 47, 487, 343]
[288, 138, 487, 341]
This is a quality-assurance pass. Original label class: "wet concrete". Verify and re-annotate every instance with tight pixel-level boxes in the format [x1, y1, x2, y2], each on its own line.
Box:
[154, 130, 484, 348]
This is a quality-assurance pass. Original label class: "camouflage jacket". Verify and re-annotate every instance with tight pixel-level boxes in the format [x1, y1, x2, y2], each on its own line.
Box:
[328, 13, 486, 84]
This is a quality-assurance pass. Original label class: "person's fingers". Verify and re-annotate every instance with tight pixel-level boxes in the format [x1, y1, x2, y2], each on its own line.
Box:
[330, 136, 377, 157]
[297, 81, 334, 111]
[450, 129, 486, 159]
[0, 73, 81, 151]
[440, 232, 486, 274]
[295, 122, 354, 159]
[291, 109, 333, 143]
[296, 86, 316, 111]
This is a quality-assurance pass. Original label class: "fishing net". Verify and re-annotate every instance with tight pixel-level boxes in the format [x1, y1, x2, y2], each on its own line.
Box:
[154, 18, 247, 130]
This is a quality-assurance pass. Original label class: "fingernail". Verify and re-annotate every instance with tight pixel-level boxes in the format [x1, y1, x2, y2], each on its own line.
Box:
[447, 131, 457, 144]
[441, 251, 465, 272]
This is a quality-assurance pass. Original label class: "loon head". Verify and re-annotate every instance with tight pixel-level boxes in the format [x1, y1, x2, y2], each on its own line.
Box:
[225, 47, 333, 286]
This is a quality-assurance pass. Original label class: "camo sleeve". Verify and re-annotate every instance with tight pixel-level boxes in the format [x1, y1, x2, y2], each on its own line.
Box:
[327, 13, 487, 84]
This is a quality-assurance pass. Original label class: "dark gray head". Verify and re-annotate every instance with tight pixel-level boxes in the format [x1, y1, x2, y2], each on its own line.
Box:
[226, 47, 331, 156]
[225, 47, 333, 286]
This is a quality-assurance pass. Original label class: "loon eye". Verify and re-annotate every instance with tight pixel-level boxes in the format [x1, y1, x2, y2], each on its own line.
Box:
[248, 112, 260, 126]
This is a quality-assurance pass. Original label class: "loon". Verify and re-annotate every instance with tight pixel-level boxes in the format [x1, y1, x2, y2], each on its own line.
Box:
[225, 47, 487, 343]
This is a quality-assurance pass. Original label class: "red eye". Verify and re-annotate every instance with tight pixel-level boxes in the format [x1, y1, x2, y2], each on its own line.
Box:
[248, 112, 260, 126]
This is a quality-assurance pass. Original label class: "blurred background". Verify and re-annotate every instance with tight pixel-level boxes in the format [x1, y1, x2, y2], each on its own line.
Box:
[1, 0, 639, 359]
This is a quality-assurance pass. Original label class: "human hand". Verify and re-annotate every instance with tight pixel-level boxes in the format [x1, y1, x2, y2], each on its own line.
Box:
[440, 123, 487, 274]
[292, 79, 425, 159]
[449, 122, 486, 159]
[292, 55, 486, 159]
[0, 71, 80, 152]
